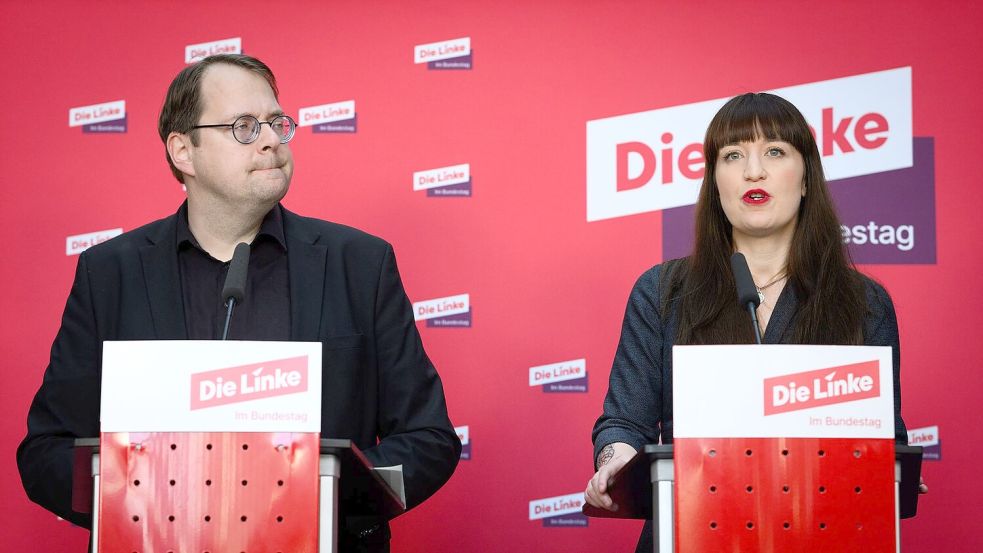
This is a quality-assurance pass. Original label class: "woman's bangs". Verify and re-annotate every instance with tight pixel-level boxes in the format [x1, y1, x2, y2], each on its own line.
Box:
[707, 94, 801, 153]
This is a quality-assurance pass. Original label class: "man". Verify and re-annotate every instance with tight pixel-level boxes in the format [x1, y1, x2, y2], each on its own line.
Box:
[17, 54, 460, 550]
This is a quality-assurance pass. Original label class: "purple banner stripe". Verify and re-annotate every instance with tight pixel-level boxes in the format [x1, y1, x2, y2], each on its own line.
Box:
[543, 375, 588, 393]
[426, 309, 472, 327]
[82, 115, 127, 133]
[428, 53, 473, 70]
[313, 114, 357, 133]
[542, 513, 588, 527]
[428, 180, 472, 197]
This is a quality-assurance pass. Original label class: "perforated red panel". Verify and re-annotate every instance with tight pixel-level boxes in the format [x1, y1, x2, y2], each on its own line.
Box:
[98, 432, 319, 553]
[674, 437, 895, 553]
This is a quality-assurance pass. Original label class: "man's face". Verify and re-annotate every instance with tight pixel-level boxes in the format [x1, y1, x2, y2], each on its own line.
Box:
[186, 63, 293, 210]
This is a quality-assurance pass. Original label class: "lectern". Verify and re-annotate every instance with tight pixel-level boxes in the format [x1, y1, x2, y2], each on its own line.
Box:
[585, 345, 922, 553]
[75, 340, 404, 552]
[74, 436, 404, 552]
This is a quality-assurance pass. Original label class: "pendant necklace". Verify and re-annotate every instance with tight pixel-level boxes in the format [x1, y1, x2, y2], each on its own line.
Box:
[755, 272, 786, 305]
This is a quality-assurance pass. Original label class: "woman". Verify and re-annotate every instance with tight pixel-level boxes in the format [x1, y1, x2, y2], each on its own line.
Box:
[584, 92, 908, 549]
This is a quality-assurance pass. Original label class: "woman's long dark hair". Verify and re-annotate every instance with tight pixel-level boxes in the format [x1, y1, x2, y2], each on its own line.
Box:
[672, 93, 866, 345]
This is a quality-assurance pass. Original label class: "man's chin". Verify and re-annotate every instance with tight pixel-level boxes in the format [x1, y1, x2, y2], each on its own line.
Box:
[249, 176, 290, 202]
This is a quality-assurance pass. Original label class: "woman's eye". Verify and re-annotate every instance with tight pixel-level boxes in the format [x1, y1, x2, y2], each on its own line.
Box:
[766, 147, 785, 157]
[723, 151, 741, 161]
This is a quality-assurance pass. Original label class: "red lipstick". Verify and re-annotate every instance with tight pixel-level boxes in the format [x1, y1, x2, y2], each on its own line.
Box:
[742, 189, 770, 205]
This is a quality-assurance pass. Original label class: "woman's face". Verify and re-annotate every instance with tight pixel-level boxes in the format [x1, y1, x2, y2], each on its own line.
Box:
[715, 136, 806, 244]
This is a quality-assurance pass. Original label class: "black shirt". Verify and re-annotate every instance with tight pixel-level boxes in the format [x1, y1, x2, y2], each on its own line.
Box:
[176, 203, 290, 340]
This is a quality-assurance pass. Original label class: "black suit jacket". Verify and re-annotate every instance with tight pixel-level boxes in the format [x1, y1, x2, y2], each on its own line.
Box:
[17, 205, 460, 547]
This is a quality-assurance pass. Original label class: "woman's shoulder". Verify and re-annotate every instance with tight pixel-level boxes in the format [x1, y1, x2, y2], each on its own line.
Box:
[629, 257, 689, 306]
[635, 257, 688, 287]
[854, 270, 896, 320]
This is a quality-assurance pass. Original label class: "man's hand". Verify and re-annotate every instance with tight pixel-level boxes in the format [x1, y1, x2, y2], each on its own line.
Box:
[584, 443, 638, 511]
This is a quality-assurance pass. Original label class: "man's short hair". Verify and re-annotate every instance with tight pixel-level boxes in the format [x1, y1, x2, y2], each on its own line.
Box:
[158, 54, 279, 183]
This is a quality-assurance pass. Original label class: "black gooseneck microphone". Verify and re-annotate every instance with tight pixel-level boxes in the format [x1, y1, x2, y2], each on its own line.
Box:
[220, 242, 251, 341]
[730, 252, 763, 345]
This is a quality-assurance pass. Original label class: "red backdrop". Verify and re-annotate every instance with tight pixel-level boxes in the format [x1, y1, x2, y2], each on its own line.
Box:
[1, 1, 980, 551]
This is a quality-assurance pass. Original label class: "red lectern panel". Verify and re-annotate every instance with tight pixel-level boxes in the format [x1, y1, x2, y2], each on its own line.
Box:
[674, 437, 895, 553]
[98, 431, 319, 553]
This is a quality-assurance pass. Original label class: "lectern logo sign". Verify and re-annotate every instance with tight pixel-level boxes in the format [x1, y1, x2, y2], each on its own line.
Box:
[191, 355, 309, 410]
[763, 360, 880, 415]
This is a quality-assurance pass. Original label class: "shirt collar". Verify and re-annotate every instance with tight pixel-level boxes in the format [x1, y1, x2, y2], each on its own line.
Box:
[176, 202, 287, 253]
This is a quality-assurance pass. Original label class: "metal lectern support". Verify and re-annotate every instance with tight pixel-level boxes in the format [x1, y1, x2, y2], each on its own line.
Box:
[320, 453, 341, 553]
[650, 455, 674, 553]
[90, 453, 100, 553]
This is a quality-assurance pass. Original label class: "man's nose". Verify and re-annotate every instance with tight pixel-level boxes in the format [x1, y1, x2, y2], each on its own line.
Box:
[255, 121, 281, 150]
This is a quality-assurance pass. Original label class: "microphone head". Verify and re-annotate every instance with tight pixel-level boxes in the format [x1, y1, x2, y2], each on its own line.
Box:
[222, 242, 251, 303]
[730, 252, 761, 308]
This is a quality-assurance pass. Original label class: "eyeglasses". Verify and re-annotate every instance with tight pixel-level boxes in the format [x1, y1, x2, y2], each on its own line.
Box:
[191, 114, 297, 145]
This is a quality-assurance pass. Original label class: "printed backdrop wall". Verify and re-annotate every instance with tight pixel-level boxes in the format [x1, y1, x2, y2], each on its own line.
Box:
[2, 1, 981, 551]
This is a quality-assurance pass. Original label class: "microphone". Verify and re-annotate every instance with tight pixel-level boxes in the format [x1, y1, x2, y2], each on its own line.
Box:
[220, 242, 250, 341]
[729, 252, 762, 344]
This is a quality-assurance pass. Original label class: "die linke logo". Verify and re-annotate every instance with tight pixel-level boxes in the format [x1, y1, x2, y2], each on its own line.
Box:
[589, 67, 936, 265]
[414, 37, 472, 70]
[414, 164, 471, 197]
[455, 425, 471, 460]
[763, 360, 880, 416]
[413, 293, 471, 327]
[69, 100, 126, 133]
[529, 493, 588, 527]
[185, 37, 241, 64]
[298, 101, 357, 134]
[190, 356, 309, 410]
[66, 228, 122, 255]
[908, 425, 941, 461]
[529, 359, 587, 393]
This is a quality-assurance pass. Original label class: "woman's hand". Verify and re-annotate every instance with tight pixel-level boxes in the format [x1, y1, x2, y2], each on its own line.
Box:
[584, 442, 638, 511]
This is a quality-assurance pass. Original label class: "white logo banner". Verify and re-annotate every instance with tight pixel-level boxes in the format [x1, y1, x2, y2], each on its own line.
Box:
[673, 345, 894, 439]
[587, 67, 913, 221]
[101, 341, 322, 432]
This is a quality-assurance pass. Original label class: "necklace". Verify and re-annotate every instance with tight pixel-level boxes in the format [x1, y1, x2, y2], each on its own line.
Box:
[755, 272, 786, 304]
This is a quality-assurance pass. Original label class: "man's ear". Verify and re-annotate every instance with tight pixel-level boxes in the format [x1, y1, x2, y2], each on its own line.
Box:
[167, 132, 196, 179]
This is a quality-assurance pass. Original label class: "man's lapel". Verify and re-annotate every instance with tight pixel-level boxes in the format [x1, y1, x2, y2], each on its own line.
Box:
[139, 214, 188, 339]
[283, 209, 327, 341]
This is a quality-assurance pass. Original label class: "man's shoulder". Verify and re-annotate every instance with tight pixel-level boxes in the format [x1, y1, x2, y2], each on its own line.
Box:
[281, 208, 391, 252]
[79, 211, 178, 261]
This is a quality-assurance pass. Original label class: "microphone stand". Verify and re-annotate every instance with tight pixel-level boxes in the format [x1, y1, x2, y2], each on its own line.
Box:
[221, 298, 237, 341]
[746, 302, 762, 345]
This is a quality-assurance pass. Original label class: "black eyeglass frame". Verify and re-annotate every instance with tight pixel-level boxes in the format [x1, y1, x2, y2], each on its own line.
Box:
[190, 114, 297, 144]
